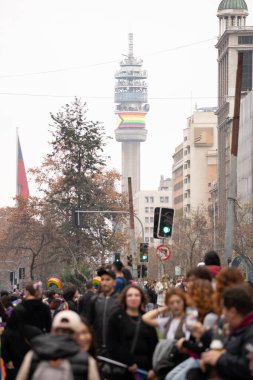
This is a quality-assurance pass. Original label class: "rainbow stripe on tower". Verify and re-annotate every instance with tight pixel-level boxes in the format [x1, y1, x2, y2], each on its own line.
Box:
[117, 112, 146, 129]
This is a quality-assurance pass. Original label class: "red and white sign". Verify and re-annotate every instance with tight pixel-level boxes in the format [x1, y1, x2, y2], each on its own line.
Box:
[156, 244, 172, 262]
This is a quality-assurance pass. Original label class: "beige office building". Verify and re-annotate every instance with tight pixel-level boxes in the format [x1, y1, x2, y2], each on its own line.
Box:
[216, 0, 253, 223]
[172, 108, 218, 216]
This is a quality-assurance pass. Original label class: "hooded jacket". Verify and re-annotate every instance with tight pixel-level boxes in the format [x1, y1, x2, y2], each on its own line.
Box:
[16, 334, 100, 380]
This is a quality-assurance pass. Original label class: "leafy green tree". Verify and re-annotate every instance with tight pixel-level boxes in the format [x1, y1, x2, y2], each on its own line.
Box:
[31, 98, 127, 272]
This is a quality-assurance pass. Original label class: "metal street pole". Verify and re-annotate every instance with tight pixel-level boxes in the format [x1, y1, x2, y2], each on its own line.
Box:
[128, 177, 138, 280]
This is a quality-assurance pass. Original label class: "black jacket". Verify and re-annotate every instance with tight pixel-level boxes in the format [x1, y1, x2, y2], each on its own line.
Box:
[216, 313, 253, 380]
[2, 324, 42, 370]
[107, 309, 158, 371]
[87, 292, 119, 353]
[28, 334, 89, 380]
[78, 291, 94, 318]
[16, 299, 52, 333]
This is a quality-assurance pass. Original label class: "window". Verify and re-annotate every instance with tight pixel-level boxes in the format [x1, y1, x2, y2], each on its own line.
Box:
[239, 36, 253, 44]
[145, 207, 149, 213]
[150, 227, 154, 234]
[145, 237, 149, 243]
[145, 227, 149, 233]
[150, 197, 154, 203]
[184, 193, 188, 198]
[174, 181, 183, 191]
[145, 197, 149, 203]
[184, 136, 187, 141]
[150, 237, 154, 243]
[150, 207, 154, 213]
[242, 50, 252, 91]
[184, 178, 188, 184]
[164, 197, 169, 203]
[160, 196, 164, 203]
[150, 217, 154, 223]
[145, 217, 149, 223]
[174, 194, 183, 204]
[184, 163, 188, 169]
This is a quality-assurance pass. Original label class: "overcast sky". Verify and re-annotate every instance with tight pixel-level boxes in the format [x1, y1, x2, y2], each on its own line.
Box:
[0, 0, 252, 207]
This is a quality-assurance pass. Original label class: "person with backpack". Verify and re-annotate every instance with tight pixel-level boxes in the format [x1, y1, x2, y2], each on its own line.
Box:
[16, 310, 100, 380]
[111, 260, 127, 293]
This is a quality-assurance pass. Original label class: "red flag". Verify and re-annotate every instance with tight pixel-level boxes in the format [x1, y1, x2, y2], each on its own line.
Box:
[17, 137, 29, 198]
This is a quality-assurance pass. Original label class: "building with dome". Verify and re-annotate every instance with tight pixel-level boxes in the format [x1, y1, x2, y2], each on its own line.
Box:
[216, 0, 253, 224]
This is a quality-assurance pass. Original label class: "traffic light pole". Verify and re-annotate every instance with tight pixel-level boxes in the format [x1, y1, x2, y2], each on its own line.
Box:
[128, 178, 138, 280]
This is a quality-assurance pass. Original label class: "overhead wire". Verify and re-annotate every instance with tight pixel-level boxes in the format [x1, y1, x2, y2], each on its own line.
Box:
[0, 37, 217, 80]
[0, 92, 217, 100]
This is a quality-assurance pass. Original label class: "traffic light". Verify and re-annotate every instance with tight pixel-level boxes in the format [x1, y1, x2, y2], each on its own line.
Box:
[159, 208, 174, 237]
[127, 255, 133, 266]
[137, 264, 141, 278]
[140, 243, 149, 262]
[141, 264, 147, 278]
[10, 271, 15, 283]
[153, 207, 160, 238]
[19, 267, 25, 280]
[153, 207, 174, 238]
[114, 253, 121, 262]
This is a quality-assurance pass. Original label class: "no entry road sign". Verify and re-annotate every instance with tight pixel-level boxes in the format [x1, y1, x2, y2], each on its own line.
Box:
[156, 244, 172, 262]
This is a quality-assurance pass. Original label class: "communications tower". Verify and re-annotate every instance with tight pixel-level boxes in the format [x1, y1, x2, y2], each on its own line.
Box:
[114, 33, 149, 194]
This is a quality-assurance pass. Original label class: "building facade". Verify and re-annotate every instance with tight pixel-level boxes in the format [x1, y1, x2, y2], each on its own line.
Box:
[114, 33, 149, 195]
[238, 90, 253, 204]
[133, 176, 172, 244]
[216, 0, 253, 223]
[172, 108, 218, 216]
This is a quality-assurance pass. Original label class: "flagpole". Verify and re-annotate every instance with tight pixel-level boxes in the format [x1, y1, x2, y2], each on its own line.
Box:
[16, 128, 19, 199]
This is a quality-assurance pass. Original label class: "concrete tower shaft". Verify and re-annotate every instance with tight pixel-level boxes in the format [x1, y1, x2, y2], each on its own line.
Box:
[114, 33, 149, 194]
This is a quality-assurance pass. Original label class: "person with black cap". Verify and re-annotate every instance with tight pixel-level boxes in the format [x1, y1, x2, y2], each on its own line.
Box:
[87, 267, 119, 356]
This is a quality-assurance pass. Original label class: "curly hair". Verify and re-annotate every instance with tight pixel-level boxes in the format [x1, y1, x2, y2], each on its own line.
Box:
[164, 288, 187, 310]
[187, 279, 213, 322]
[213, 267, 244, 315]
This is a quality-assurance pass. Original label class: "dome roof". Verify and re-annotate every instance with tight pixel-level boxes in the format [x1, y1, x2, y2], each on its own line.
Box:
[218, 0, 248, 11]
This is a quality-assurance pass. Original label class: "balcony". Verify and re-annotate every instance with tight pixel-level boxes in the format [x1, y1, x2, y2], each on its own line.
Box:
[115, 92, 148, 103]
[115, 70, 148, 79]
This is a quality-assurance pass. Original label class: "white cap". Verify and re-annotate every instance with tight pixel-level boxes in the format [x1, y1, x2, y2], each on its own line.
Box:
[52, 310, 82, 333]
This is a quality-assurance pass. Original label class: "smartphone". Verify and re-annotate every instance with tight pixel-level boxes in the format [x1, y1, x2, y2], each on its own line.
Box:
[185, 307, 198, 331]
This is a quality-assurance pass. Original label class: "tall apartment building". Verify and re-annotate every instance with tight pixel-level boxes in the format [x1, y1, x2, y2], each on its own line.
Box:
[172, 108, 218, 215]
[172, 144, 184, 213]
[238, 90, 253, 204]
[216, 0, 253, 223]
[133, 176, 172, 244]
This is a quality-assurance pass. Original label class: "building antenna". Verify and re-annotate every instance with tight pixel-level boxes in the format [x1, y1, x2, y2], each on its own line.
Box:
[129, 33, 134, 58]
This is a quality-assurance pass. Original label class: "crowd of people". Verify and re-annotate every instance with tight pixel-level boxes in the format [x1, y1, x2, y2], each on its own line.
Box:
[0, 250, 253, 380]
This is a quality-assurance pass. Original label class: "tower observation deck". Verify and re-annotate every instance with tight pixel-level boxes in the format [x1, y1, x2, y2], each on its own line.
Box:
[114, 33, 149, 194]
